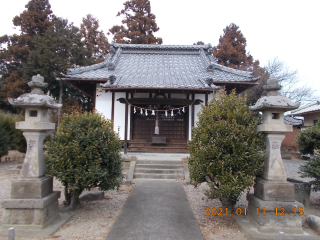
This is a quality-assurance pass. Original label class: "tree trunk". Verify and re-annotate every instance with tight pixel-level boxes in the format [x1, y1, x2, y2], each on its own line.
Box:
[68, 190, 80, 210]
[57, 80, 63, 126]
[221, 197, 235, 213]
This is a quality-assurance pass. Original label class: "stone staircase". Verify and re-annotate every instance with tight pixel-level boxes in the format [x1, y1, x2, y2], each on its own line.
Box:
[133, 159, 185, 179]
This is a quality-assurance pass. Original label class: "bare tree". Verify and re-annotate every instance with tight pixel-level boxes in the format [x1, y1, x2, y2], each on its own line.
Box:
[245, 57, 317, 105]
[266, 57, 316, 103]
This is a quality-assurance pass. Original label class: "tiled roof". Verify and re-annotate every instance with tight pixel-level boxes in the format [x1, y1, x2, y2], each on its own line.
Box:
[291, 101, 320, 115]
[284, 116, 303, 126]
[64, 43, 258, 90]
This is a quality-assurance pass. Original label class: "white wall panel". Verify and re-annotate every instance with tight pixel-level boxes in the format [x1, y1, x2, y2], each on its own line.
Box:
[95, 91, 112, 120]
[208, 92, 215, 103]
[194, 94, 206, 124]
[114, 92, 126, 140]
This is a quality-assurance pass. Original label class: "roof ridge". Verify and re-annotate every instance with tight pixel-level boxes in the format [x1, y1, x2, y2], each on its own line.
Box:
[113, 43, 212, 50]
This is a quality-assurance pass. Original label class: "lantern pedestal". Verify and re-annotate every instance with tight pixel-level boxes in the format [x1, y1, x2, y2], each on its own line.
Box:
[0, 75, 71, 237]
[235, 79, 317, 239]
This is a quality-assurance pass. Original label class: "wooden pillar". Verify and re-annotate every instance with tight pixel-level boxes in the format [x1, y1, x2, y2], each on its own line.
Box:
[130, 92, 133, 141]
[191, 93, 195, 135]
[111, 92, 115, 123]
[124, 92, 129, 154]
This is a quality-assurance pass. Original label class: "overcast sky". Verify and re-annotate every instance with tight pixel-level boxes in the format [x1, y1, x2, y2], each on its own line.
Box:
[1, 0, 319, 99]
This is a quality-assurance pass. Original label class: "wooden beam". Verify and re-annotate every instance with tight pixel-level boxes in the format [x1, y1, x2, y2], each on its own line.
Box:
[117, 98, 203, 105]
[130, 92, 133, 141]
[124, 92, 129, 155]
[191, 93, 195, 135]
[111, 92, 115, 123]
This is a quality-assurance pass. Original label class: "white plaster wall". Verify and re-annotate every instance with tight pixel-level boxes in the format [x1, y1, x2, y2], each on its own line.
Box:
[207, 92, 215, 103]
[304, 112, 320, 126]
[114, 92, 126, 140]
[95, 91, 112, 120]
[194, 93, 206, 124]
[188, 93, 206, 140]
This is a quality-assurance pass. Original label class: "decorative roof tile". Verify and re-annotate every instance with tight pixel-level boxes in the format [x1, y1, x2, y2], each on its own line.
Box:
[64, 43, 258, 90]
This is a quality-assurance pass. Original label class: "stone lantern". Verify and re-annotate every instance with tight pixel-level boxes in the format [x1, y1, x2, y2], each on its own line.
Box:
[237, 78, 316, 239]
[1, 75, 69, 236]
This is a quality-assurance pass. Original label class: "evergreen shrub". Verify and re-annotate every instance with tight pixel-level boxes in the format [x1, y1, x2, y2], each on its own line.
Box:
[188, 90, 265, 206]
[0, 111, 26, 158]
[45, 111, 123, 209]
[296, 121, 320, 155]
[299, 157, 320, 192]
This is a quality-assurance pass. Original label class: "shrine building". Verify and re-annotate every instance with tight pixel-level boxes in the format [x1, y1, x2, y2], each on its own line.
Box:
[62, 43, 258, 153]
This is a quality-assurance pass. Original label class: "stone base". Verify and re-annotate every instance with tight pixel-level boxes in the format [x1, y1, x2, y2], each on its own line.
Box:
[11, 176, 53, 199]
[288, 178, 311, 207]
[235, 215, 318, 240]
[2, 191, 60, 229]
[0, 213, 72, 237]
[248, 194, 304, 234]
[255, 178, 295, 201]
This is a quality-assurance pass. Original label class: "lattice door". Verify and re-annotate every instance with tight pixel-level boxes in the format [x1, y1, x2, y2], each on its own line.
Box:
[132, 104, 187, 140]
[132, 105, 156, 139]
[160, 105, 187, 139]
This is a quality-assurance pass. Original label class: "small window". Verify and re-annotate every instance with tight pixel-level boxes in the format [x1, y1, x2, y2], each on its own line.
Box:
[272, 113, 280, 119]
[29, 110, 38, 117]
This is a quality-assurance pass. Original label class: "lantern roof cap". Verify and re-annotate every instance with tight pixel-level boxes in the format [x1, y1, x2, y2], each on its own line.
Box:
[8, 74, 62, 109]
[250, 78, 300, 111]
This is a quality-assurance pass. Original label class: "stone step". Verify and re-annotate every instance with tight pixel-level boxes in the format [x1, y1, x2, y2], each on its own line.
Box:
[135, 168, 184, 174]
[128, 148, 189, 153]
[129, 142, 188, 147]
[135, 164, 184, 169]
[136, 160, 183, 165]
[133, 173, 185, 179]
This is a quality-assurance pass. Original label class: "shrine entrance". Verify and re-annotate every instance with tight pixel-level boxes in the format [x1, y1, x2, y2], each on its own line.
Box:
[132, 104, 188, 141]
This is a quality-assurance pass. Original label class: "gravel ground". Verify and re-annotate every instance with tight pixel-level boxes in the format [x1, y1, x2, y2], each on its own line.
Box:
[1, 159, 320, 240]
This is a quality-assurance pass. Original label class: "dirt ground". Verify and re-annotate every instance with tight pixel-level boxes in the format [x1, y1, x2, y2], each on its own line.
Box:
[1, 160, 320, 240]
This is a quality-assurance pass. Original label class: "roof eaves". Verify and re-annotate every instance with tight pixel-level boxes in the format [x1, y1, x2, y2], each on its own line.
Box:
[291, 101, 320, 115]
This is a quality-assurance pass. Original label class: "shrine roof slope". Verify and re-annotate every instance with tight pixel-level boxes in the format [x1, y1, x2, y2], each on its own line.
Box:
[284, 116, 303, 126]
[63, 43, 258, 90]
[291, 101, 320, 115]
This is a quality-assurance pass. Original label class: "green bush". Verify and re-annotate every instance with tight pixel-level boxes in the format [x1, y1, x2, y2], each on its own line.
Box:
[299, 157, 320, 191]
[296, 121, 320, 155]
[188, 90, 265, 206]
[0, 111, 26, 158]
[45, 111, 123, 210]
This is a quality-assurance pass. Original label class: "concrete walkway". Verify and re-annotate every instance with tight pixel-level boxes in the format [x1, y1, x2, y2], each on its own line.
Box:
[105, 180, 203, 240]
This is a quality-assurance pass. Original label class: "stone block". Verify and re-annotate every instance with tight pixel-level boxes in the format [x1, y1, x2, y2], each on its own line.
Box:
[3, 191, 60, 209]
[247, 194, 304, 234]
[151, 136, 166, 144]
[33, 201, 59, 226]
[2, 192, 60, 229]
[11, 176, 53, 199]
[254, 178, 295, 201]
[287, 178, 311, 207]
